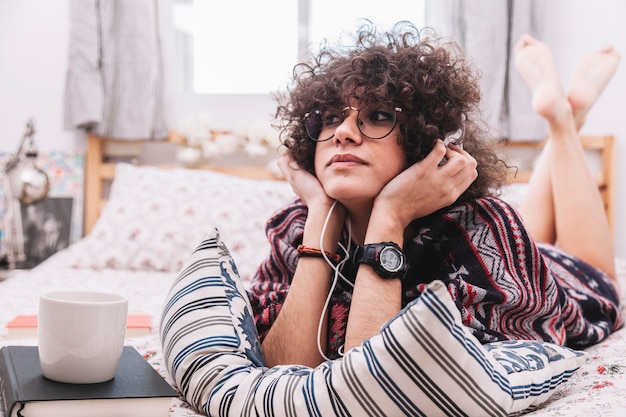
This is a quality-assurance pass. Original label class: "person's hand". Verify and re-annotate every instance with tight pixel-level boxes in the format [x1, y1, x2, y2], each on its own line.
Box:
[278, 150, 335, 209]
[374, 140, 478, 227]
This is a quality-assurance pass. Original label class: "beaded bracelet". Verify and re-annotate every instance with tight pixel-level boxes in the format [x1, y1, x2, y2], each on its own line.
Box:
[296, 245, 342, 264]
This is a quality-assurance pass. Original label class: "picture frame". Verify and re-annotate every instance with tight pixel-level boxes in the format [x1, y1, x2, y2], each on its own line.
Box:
[17, 197, 74, 269]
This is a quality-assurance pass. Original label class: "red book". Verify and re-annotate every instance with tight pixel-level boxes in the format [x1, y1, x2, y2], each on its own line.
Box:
[5, 314, 152, 339]
[125, 314, 153, 338]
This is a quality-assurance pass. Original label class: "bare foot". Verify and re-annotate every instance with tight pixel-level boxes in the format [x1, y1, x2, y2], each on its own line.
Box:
[568, 45, 621, 130]
[514, 34, 570, 126]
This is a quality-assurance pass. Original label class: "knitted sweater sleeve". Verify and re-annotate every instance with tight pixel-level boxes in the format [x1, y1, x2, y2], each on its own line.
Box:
[247, 199, 307, 341]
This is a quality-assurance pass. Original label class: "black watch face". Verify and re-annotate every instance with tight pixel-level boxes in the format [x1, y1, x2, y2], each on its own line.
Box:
[380, 246, 403, 272]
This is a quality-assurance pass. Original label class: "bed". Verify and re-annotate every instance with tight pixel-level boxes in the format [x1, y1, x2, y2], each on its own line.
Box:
[0, 133, 623, 416]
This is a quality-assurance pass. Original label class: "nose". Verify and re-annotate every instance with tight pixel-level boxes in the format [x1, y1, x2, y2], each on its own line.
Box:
[333, 107, 362, 145]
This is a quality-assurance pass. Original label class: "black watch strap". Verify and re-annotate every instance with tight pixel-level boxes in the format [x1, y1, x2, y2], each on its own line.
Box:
[353, 241, 408, 280]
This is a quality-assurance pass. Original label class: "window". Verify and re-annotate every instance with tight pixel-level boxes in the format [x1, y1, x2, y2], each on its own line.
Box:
[171, 0, 425, 95]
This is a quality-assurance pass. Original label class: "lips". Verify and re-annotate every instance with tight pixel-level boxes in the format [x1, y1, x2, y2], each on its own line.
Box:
[329, 154, 366, 166]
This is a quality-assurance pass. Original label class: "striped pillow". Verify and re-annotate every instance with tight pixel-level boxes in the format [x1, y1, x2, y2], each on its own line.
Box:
[160, 230, 585, 416]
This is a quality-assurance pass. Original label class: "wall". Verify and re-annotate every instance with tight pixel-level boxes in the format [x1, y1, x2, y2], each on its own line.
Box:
[0, 1, 76, 150]
[1, 0, 625, 255]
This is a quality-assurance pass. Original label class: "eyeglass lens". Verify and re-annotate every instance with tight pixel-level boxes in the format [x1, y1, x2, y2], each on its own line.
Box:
[305, 106, 400, 142]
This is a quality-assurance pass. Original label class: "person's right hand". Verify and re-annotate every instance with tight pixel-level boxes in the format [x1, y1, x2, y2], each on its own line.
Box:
[264, 151, 345, 369]
[278, 150, 337, 211]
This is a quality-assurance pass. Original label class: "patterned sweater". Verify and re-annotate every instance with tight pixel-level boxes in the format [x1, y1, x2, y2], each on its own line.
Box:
[247, 197, 623, 359]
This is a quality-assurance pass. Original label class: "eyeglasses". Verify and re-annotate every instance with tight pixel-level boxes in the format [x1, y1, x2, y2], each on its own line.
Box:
[304, 106, 402, 142]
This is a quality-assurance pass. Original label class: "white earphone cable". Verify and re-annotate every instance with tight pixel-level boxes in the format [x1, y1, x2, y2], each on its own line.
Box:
[316, 200, 352, 361]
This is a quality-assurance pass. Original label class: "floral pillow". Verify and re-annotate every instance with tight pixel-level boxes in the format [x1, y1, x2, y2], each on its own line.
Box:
[65, 163, 295, 280]
[160, 230, 586, 416]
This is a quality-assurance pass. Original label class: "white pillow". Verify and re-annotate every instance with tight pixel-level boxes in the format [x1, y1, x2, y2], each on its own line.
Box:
[160, 230, 586, 416]
[66, 163, 294, 280]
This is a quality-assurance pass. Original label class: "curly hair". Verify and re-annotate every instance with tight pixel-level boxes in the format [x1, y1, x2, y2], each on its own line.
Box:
[274, 21, 508, 201]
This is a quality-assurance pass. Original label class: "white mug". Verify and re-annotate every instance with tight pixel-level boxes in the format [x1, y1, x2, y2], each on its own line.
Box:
[38, 290, 128, 384]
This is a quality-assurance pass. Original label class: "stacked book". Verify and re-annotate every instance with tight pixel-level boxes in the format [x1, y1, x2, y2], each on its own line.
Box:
[5, 314, 153, 340]
[0, 345, 179, 417]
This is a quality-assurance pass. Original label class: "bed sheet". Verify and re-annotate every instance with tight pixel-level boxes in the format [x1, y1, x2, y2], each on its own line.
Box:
[2, 250, 626, 417]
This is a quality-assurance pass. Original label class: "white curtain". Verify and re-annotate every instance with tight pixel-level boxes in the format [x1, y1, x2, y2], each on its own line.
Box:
[64, 0, 168, 140]
[425, 0, 547, 141]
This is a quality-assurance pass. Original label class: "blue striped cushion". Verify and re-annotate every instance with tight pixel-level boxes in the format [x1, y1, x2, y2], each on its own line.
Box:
[160, 230, 585, 416]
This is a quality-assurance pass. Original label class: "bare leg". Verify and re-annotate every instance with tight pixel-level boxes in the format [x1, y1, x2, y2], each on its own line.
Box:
[568, 45, 621, 130]
[513, 35, 563, 244]
[515, 38, 620, 244]
[514, 34, 618, 280]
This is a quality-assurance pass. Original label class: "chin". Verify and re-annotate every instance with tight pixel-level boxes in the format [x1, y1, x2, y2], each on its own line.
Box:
[323, 180, 378, 203]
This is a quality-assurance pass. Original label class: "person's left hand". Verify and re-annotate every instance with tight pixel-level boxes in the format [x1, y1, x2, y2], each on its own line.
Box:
[373, 140, 478, 228]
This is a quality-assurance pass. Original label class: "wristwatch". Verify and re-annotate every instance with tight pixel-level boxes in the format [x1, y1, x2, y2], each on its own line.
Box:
[353, 242, 408, 280]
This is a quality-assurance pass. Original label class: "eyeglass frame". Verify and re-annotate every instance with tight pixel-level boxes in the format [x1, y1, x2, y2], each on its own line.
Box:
[303, 105, 403, 142]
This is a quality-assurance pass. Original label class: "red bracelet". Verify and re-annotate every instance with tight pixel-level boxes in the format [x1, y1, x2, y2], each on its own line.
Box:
[296, 245, 342, 264]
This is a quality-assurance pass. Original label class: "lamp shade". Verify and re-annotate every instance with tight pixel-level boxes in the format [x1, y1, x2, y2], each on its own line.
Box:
[8, 151, 50, 204]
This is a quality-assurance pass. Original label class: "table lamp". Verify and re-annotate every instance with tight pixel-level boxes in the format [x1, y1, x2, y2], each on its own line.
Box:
[1, 119, 49, 277]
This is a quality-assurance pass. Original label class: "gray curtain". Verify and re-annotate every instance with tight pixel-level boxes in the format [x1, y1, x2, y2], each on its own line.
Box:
[64, 0, 168, 140]
[425, 0, 547, 141]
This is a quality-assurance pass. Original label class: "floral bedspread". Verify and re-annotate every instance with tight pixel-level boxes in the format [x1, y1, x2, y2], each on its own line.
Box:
[521, 326, 626, 416]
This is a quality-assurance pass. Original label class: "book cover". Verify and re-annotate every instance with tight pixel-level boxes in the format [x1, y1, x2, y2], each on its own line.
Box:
[4, 315, 37, 340]
[125, 314, 153, 337]
[0, 345, 178, 417]
[5, 314, 152, 339]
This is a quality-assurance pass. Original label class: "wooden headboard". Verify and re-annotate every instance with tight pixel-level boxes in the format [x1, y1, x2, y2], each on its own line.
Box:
[83, 134, 616, 236]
